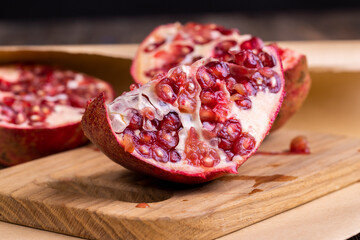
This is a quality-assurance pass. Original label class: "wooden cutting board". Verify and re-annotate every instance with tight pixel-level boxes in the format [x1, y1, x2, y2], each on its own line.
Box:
[0, 130, 359, 240]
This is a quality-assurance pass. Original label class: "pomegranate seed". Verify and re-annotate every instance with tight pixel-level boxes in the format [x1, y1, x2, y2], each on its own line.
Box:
[144, 39, 166, 53]
[240, 37, 264, 50]
[128, 111, 143, 130]
[233, 83, 247, 95]
[196, 66, 216, 89]
[259, 52, 276, 68]
[200, 90, 216, 107]
[170, 150, 181, 163]
[218, 139, 232, 150]
[235, 97, 252, 110]
[251, 72, 264, 85]
[218, 119, 242, 141]
[206, 61, 230, 78]
[136, 144, 152, 158]
[144, 68, 166, 78]
[143, 118, 159, 131]
[178, 92, 196, 113]
[130, 83, 140, 91]
[266, 74, 282, 93]
[139, 131, 156, 144]
[200, 106, 216, 121]
[160, 112, 182, 131]
[213, 40, 237, 58]
[15, 113, 26, 125]
[152, 145, 169, 163]
[3, 96, 15, 106]
[259, 67, 274, 78]
[155, 78, 177, 104]
[157, 130, 179, 149]
[142, 107, 155, 120]
[225, 77, 236, 92]
[214, 26, 233, 35]
[232, 133, 256, 156]
[172, 44, 194, 55]
[290, 135, 310, 154]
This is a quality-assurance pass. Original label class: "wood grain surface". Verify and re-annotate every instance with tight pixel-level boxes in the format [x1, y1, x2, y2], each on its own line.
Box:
[0, 130, 359, 240]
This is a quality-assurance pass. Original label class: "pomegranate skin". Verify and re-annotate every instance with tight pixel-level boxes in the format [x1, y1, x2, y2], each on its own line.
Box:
[81, 93, 237, 184]
[0, 122, 88, 166]
[271, 46, 312, 131]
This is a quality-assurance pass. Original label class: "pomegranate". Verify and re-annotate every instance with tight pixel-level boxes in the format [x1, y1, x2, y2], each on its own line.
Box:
[130, 22, 311, 131]
[0, 64, 115, 166]
[82, 46, 285, 184]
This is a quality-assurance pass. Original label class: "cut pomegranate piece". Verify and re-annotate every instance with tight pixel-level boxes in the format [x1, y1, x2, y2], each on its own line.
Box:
[0, 64, 114, 166]
[131, 22, 311, 132]
[82, 48, 285, 184]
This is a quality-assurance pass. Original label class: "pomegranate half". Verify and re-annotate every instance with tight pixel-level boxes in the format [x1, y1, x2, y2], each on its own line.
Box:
[82, 46, 285, 184]
[130, 22, 311, 131]
[0, 64, 115, 166]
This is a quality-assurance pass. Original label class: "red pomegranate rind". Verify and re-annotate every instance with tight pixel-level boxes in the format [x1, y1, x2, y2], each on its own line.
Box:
[0, 64, 115, 166]
[270, 45, 311, 131]
[0, 122, 87, 166]
[131, 22, 311, 132]
[83, 48, 285, 183]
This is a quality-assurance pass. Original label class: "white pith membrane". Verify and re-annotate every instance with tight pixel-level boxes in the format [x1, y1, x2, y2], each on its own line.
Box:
[109, 47, 284, 175]
[134, 22, 256, 84]
[0, 65, 108, 128]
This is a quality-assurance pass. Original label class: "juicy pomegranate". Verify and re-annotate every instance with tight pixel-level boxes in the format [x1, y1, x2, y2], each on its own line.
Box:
[0, 64, 114, 166]
[131, 22, 311, 131]
[82, 46, 285, 184]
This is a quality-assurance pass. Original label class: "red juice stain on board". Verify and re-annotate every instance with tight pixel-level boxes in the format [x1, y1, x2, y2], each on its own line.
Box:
[136, 203, 150, 208]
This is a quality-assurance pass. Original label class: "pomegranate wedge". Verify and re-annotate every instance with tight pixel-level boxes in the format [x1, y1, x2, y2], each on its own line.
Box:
[82, 46, 285, 184]
[0, 64, 114, 166]
[131, 22, 311, 131]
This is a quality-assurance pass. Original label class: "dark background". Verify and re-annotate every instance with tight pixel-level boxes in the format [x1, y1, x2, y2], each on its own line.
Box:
[0, 0, 359, 45]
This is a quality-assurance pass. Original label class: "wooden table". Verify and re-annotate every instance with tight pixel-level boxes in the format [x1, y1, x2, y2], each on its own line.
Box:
[0, 41, 360, 239]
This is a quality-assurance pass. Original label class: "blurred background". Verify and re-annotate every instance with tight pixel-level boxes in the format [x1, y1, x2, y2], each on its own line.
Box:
[0, 0, 359, 45]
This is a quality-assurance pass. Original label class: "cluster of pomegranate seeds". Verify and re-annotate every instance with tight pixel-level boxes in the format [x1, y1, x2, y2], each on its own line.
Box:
[143, 23, 235, 79]
[121, 110, 183, 163]
[152, 54, 281, 163]
[0, 65, 105, 127]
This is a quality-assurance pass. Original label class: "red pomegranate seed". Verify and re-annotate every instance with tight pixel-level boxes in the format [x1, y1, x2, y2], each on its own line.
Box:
[232, 133, 256, 156]
[266, 73, 282, 93]
[290, 135, 310, 154]
[170, 150, 181, 163]
[177, 92, 196, 113]
[123, 134, 135, 153]
[196, 66, 216, 89]
[258, 52, 276, 68]
[156, 130, 179, 149]
[155, 78, 177, 104]
[152, 145, 169, 162]
[160, 112, 182, 131]
[200, 106, 216, 121]
[3, 96, 15, 106]
[136, 144, 152, 158]
[128, 111, 143, 130]
[139, 131, 156, 144]
[130, 83, 140, 91]
[144, 39, 166, 53]
[240, 37, 264, 50]
[205, 61, 230, 78]
[135, 203, 150, 208]
[235, 97, 252, 110]
[218, 119, 242, 141]
[200, 90, 216, 107]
